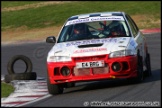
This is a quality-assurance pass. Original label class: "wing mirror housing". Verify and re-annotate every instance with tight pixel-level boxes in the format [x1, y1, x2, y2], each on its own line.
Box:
[46, 36, 56, 44]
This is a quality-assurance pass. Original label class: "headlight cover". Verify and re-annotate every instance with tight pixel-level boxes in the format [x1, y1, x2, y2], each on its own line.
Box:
[47, 56, 72, 62]
[109, 50, 136, 58]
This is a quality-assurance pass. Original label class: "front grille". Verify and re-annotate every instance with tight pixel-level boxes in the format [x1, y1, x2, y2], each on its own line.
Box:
[92, 65, 109, 74]
[73, 65, 109, 76]
[73, 55, 106, 62]
[73, 68, 90, 76]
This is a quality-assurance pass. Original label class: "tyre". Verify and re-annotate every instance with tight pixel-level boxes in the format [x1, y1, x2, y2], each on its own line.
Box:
[7, 55, 32, 74]
[47, 78, 64, 95]
[135, 56, 144, 83]
[127, 56, 144, 83]
[144, 53, 152, 77]
[4, 72, 37, 83]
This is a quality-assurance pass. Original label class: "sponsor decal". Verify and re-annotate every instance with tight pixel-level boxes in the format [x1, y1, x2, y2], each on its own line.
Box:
[74, 48, 107, 54]
[66, 38, 118, 47]
[68, 18, 90, 25]
[65, 16, 124, 26]
[130, 40, 135, 46]
[130, 40, 137, 49]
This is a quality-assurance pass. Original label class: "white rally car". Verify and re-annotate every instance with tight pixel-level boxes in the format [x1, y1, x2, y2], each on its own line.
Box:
[46, 12, 151, 95]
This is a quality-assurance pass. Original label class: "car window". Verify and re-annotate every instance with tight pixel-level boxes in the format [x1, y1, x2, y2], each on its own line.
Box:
[58, 18, 131, 43]
[125, 14, 139, 37]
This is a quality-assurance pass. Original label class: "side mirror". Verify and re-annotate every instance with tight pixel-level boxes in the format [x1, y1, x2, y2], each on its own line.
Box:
[46, 36, 56, 43]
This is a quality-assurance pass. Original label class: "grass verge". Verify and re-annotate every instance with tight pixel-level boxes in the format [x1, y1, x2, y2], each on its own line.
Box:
[1, 1, 160, 31]
[1, 1, 161, 43]
[1, 82, 15, 98]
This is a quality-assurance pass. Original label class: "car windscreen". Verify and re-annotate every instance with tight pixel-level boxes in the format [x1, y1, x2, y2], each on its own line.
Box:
[58, 19, 131, 43]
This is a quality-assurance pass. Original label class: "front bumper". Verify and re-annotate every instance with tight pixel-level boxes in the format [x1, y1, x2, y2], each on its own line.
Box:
[47, 55, 138, 84]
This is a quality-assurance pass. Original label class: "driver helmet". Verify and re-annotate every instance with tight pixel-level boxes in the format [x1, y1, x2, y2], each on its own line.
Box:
[109, 21, 124, 36]
[73, 23, 86, 35]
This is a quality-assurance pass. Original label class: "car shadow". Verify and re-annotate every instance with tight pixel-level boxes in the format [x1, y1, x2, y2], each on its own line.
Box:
[63, 69, 161, 94]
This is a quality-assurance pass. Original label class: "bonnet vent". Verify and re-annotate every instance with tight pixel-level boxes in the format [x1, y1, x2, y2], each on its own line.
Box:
[78, 43, 103, 48]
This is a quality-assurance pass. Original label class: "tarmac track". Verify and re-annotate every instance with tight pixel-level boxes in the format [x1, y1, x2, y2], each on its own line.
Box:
[1, 33, 161, 107]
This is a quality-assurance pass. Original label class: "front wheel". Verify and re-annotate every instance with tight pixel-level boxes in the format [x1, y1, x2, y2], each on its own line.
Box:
[135, 56, 144, 83]
[127, 56, 144, 83]
[145, 53, 152, 76]
[47, 78, 64, 95]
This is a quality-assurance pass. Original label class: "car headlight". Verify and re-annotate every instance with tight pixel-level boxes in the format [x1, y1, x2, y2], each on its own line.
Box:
[47, 56, 72, 62]
[109, 50, 136, 58]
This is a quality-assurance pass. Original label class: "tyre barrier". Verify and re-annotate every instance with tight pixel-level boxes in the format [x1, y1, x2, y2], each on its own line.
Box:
[7, 55, 33, 74]
[4, 72, 37, 83]
[4, 55, 37, 83]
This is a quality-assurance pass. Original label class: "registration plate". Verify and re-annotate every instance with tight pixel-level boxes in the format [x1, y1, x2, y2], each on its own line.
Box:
[76, 61, 105, 68]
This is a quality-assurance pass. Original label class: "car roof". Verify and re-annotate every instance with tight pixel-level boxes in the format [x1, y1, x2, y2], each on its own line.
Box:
[68, 12, 125, 21]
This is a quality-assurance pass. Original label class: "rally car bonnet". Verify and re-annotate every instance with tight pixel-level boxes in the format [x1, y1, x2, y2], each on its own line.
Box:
[47, 37, 136, 58]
